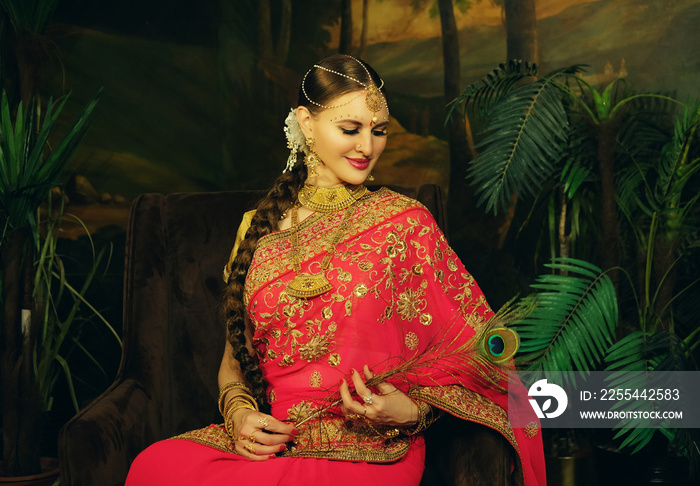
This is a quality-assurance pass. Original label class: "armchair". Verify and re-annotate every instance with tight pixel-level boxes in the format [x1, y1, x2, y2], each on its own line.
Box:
[58, 185, 513, 485]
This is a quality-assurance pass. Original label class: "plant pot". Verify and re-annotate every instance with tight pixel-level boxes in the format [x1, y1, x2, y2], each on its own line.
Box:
[0, 458, 59, 486]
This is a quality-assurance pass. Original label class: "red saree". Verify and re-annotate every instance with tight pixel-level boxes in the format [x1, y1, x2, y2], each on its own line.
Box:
[126, 188, 545, 485]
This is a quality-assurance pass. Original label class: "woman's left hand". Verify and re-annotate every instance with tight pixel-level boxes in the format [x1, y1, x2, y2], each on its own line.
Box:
[339, 365, 418, 426]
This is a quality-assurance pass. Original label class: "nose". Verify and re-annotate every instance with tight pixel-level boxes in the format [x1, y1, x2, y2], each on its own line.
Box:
[356, 132, 373, 157]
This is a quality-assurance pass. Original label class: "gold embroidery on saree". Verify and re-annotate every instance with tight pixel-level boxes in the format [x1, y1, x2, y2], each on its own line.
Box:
[283, 407, 411, 462]
[354, 283, 368, 297]
[309, 370, 323, 388]
[404, 332, 419, 350]
[525, 421, 539, 438]
[299, 332, 334, 362]
[328, 353, 341, 367]
[397, 287, 426, 321]
[411, 386, 518, 452]
[171, 425, 234, 453]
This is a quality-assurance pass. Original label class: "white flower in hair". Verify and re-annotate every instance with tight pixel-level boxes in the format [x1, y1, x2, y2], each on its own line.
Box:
[283, 108, 308, 173]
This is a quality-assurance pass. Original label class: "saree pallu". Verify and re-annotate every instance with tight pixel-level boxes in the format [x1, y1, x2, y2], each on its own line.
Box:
[126, 188, 545, 486]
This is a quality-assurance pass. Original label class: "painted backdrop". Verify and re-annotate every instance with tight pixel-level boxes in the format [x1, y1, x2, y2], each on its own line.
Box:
[46, 0, 699, 203]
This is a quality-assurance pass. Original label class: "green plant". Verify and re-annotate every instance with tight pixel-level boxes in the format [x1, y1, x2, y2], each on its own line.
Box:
[452, 62, 682, 277]
[514, 258, 618, 377]
[33, 196, 121, 413]
[0, 90, 100, 241]
[455, 62, 700, 475]
[0, 88, 104, 477]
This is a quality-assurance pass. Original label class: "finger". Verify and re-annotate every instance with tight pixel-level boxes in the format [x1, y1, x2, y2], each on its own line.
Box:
[339, 378, 366, 415]
[375, 381, 398, 395]
[252, 413, 299, 435]
[352, 369, 379, 410]
[236, 441, 286, 461]
[238, 412, 299, 444]
[243, 429, 291, 447]
[339, 378, 355, 410]
[364, 365, 397, 395]
[350, 369, 371, 398]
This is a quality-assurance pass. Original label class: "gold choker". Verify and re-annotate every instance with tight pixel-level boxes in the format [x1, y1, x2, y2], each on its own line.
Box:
[298, 184, 367, 213]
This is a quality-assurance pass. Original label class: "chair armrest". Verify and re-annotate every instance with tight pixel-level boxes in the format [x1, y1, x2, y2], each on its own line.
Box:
[58, 378, 158, 486]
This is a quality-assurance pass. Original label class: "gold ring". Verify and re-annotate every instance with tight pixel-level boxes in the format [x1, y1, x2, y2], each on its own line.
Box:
[259, 417, 269, 428]
[249, 432, 256, 443]
[244, 443, 256, 454]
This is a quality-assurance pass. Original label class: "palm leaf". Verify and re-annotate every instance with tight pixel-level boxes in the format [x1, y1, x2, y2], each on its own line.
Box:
[613, 426, 658, 455]
[560, 157, 592, 200]
[468, 79, 569, 214]
[450, 60, 539, 120]
[606, 331, 692, 372]
[604, 330, 693, 455]
[656, 100, 700, 200]
[513, 258, 618, 378]
[617, 101, 670, 163]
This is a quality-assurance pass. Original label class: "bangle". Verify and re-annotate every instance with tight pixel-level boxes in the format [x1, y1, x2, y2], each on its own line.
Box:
[399, 399, 429, 436]
[224, 400, 257, 439]
[218, 381, 253, 415]
[221, 389, 256, 414]
[223, 394, 259, 419]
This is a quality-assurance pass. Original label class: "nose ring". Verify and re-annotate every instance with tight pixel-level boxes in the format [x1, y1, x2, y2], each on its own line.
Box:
[356, 143, 361, 150]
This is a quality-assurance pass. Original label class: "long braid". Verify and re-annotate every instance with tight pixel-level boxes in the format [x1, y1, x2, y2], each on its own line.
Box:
[221, 162, 307, 412]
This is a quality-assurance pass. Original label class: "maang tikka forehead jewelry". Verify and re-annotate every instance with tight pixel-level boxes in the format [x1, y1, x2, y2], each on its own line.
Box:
[302, 56, 389, 127]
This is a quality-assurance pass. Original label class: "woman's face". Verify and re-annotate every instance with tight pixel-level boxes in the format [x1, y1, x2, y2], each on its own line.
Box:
[297, 90, 390, 187]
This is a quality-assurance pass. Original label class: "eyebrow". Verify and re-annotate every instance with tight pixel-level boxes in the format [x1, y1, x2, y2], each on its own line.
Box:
[333, 118, 388, 128]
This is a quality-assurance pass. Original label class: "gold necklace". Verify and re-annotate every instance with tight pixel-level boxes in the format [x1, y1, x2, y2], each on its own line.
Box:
[297, 184, 367, 213]
[286, 204, 357, 299]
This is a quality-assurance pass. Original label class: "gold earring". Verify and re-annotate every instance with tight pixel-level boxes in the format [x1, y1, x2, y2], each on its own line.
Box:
[304, 153, 320, 177]
[304, 138, 320, 177]
[366, 172, 375, 181]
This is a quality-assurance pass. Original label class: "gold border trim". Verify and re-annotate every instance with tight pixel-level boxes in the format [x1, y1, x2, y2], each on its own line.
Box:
[411, 387, 519, 453]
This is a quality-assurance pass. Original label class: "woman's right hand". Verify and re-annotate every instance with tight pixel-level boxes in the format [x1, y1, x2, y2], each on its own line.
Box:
[230, 408, 297, 461]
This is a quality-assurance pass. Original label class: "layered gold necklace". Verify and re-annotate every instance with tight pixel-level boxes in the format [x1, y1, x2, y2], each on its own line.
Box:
[286, 184, 365, 299]
[297, 183, 367, 213]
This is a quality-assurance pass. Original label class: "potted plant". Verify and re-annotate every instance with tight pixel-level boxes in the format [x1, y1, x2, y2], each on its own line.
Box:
[452, 62, 700, 481]
[0, 87, 117, 480]
[1, 0, 121, 479]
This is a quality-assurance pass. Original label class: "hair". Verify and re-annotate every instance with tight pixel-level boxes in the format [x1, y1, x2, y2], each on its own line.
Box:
[221, 54, 385, 412]
[298, 54, 386, 114]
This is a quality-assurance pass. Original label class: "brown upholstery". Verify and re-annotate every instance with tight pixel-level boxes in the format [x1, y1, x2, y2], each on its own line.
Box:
[57, 184, 512, 485]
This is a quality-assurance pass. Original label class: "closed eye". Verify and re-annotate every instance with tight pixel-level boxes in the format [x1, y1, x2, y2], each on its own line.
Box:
[341, 128, 359, 135]
[373, 130, 388, 137]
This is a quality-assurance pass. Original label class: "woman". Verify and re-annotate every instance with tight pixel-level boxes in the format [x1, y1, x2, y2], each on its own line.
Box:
[126, 54, 545, 485]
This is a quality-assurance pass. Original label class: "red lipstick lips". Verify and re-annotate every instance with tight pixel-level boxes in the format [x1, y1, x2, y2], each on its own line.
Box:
[346, 157, 371, 170]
